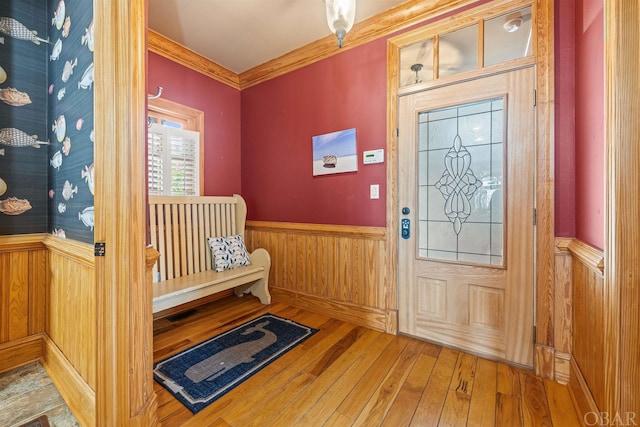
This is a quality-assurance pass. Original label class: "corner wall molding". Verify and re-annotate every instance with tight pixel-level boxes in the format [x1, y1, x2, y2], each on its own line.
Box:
[555, 237, 573, 252]
[555, 237, 604, 275]
[567, 239, 604, 274]
[148, 30, 240, 90]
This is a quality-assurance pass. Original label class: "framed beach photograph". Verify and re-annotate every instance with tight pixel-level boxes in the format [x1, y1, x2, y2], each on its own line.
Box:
[312, 128, 358, 176]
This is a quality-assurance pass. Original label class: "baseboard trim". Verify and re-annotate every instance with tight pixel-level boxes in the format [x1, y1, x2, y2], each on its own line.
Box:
[0, 334, 44, 374]
[42, 335, 95, 426]
[554, 351, 571, 384]
[534, 344, 555, 380]
[270, 286, 397, 333]
[568, 356, 600, 421]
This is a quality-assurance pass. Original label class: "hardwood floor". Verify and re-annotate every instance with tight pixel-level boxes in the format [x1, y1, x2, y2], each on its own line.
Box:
[0, 361, 79, 426]
[153, 296, 583, 426]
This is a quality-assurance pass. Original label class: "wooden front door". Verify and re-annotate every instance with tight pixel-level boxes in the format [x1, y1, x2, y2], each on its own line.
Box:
[398, 67, 535, 367]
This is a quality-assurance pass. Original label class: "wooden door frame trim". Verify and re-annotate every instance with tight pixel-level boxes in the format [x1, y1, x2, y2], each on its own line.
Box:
[95, 0, 158, 425]
[604, 0, 639, 415]
[386, 0, 554, 362]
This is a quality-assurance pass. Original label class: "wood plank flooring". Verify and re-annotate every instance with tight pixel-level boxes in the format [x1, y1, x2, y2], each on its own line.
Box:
[0, 361, 80, 427]
[153, 296, 583, 427]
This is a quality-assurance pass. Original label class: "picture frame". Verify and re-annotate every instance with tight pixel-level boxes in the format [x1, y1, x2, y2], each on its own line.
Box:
[312, 128, 358, 176]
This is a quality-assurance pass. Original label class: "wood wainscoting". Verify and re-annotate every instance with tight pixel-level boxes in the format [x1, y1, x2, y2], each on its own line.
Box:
[535, 237, 574, 384]
[42, 236, 96, 426]
[0, 235, 47, 374]
[0, 236, 158, 427]
[566, 239, 605, 419]
[550, 238, 605, 420]
[245, 221, 396, 333]
[0, 234, 97, 425]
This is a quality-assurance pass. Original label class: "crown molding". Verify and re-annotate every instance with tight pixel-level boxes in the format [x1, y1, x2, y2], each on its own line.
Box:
[239, 0, 479, 89]
[147, 29, 240, 90]
[147, 0, 480, 91]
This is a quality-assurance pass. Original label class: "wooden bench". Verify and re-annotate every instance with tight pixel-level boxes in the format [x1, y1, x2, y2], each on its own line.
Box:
[148, 195, 271, 314]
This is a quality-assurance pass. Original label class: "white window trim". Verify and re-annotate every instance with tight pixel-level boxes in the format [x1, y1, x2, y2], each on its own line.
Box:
[147, 97, 205, 196]
[148, 123, 200, 196]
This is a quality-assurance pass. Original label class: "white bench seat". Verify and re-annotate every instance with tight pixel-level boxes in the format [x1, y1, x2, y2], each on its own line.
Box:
[149, 195, 271, 315]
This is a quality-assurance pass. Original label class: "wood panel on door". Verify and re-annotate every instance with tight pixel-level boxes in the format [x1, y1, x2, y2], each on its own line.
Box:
[398, 67, 535, 367]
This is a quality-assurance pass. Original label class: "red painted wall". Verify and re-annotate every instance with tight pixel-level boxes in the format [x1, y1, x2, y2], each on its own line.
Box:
[241, 39, 388, 226]
[148, 2, 591, 238]
[147, 52, 242, 195]
[574, 0, 605, 250]
[554, 0, 576, 237]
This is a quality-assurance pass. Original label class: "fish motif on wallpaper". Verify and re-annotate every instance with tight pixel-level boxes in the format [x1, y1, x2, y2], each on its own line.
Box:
[78, 206, 94, 230]
[82, 163, 94, 195]
[0, 177, 6, 196]
[61, 57, 77, 82]
[57, 87, 66, 100]
[0, 128, 49, 148]
[62, 137, 71, 156]
[62, 16, 71, 38]
[0, 87, 32, 106]
[57, 202, 66, 213]
[52, 0, 66, 30]
[0, 17, 49, 45]
[78, 63, 93, 90]
[81, 19, 93, 51]
[76, 118, 83, 130]
[62, 180, 77, 200]
[50, 38, 62, 61]
[0, 65, 6, 84]
[52, 228, 66, 238]
[52, 115, 66, 142]
[0, 197, 32, 215]
[50, 151, 62, 170]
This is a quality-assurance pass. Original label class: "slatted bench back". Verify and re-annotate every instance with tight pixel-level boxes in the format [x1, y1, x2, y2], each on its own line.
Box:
[148, 195, 247, 283]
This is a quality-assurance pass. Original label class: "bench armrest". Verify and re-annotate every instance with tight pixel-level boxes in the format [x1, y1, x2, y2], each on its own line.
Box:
[244, 247, 271, 304]
[249, 247, 271, 271]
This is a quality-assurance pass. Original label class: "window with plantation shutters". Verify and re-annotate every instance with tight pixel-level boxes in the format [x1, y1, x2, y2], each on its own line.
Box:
[147, 97, 204, 196]
[147, 122, 200, 196]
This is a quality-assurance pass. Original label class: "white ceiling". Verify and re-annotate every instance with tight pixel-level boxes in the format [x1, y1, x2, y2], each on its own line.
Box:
[147, 0, 408, 73]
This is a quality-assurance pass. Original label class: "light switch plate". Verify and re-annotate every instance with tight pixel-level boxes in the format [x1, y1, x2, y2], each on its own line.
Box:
[370, 184, 380, 199]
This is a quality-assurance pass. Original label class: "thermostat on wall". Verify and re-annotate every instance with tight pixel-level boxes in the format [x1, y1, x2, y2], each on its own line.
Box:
[363, 149, 384, 164]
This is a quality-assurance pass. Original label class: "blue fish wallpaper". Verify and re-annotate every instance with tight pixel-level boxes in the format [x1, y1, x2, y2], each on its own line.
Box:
[0, 1, 49, 233]
[0, 0, 94, 244]
[47, 0, 94, 242]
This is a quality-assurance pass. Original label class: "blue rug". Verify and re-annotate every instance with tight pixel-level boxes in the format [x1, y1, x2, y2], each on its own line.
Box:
[153, 313, 317, 413]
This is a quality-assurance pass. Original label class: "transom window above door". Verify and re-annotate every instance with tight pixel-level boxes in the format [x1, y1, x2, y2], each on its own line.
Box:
[399, 5, 533, 88]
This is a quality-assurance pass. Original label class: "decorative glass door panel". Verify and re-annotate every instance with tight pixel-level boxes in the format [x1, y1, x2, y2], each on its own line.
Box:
[398, 68, 535, 367]
[417, 98, 505, 267]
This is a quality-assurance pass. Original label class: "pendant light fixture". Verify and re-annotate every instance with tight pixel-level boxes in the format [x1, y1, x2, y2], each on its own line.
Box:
[325, 0, 356, 48]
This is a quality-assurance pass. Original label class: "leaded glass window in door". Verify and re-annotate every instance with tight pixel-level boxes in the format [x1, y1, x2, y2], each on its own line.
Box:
[417, 97, 505, 266]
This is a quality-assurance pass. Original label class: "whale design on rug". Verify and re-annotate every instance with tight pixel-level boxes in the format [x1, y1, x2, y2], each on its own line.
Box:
[153, 313, 317, 413]
[185, 321, 277, 383]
